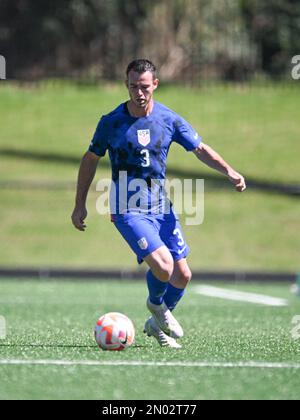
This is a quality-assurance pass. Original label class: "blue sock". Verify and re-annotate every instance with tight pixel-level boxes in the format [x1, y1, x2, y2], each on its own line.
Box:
[146, 270, 168, 305]
[164, 283, 185, 311]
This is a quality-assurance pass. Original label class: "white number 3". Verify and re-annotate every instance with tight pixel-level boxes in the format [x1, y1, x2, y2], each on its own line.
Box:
[141, 149, 150, 167]
[173, 228, 185, 247]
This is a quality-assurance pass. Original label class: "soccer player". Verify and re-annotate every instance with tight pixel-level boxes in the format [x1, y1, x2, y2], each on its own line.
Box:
[72, 59, 246, 348]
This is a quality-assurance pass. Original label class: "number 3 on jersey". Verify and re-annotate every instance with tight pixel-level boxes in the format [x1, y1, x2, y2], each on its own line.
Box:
[141, 149, 150, 167]
[173, 228, 185, 246]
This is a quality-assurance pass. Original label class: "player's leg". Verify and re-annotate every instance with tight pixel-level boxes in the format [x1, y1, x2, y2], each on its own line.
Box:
[144, 246, 173, 305]
[144, 210, 190, 340]
[144, 248, 183, 339]
[143, 245, 174, 281]
[113, 217, 170, 306]
[164, 258, 192, 311]
[170, 258, 192, 289]
[144, 257, 190, 345]
[113, 216, 183, 340]
[158, 210, 192, 312]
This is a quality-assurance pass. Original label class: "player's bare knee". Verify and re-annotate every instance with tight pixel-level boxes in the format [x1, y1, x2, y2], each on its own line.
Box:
[174, 266, 192, 288]
[152, 256, 173, 282]
[148, 258, 173, 282]
[146, 248, 174, 282]
[152, 259, 172, 282]
[160, 261, 174, 282]
[182, 267, 192, 285]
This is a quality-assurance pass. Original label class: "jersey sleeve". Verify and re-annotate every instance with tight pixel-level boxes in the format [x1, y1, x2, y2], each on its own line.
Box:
[172, 116, 202, 151]
[88, 117, 109, 157]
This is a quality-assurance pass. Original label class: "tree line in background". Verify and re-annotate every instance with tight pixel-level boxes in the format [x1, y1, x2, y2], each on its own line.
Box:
[0, 0, 299, 82]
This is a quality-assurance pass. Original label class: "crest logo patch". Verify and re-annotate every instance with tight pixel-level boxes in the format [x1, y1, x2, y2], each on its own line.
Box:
[137, 129, 151, 146]
[138, 237, 148, 250]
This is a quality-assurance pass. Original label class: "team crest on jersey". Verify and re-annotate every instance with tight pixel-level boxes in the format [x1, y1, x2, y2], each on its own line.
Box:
[138, 237, 148, 250]
[137, 129, 151, 146]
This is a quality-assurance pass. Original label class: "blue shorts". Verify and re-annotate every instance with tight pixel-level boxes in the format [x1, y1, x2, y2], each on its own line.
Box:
[113, 210, 190, 264]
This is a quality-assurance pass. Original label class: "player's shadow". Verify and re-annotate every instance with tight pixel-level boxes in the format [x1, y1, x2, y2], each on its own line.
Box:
[1, 148, 299, 197]
[0, 343, 146, 349]
[0, 343, 98, 349]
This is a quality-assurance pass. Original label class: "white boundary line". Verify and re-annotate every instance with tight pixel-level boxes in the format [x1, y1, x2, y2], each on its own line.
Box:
[194, 285, 288, 306]
[0, 359, 299, 369]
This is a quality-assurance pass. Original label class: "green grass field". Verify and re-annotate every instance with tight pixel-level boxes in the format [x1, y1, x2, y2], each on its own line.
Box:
[0, 279, 299, 400]
[0, 81, 299, 270]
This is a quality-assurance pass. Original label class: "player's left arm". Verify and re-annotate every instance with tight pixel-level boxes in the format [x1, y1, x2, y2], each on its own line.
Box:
[193, 143, 246, 192]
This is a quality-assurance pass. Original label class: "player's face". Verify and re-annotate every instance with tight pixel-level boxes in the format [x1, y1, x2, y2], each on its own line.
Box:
[126, 71, 159, 108]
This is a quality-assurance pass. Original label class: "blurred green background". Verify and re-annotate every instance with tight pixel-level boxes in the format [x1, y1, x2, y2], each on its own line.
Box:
[0, 81, 299, 271]
[0, 0, 299, 272]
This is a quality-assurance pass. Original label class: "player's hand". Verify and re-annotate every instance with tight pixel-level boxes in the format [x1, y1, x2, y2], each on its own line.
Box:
[228, 170, 246, 192]
[71, 206, 88, 231]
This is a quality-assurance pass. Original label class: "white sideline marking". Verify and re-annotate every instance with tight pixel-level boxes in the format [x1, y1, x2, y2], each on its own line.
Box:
[0, 359, 299, 369]
[194, 285, 288, 306]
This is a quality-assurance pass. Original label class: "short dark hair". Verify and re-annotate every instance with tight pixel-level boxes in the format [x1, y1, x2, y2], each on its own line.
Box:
[126, 59, 157, 79]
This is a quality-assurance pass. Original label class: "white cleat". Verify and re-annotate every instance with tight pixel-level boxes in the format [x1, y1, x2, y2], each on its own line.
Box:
[143, 317, 182, 348]
[146, 298, 184, 339]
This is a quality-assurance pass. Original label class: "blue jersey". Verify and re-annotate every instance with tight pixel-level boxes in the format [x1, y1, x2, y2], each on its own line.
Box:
[89, 101, 201, 218]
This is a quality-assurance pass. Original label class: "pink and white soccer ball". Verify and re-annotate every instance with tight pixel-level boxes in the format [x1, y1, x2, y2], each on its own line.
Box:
[94, 312, 135, 351]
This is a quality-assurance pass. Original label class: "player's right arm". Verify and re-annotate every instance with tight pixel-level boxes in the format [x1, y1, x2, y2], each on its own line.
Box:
[71, 151, 100, 231]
